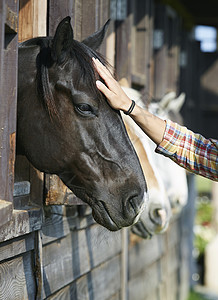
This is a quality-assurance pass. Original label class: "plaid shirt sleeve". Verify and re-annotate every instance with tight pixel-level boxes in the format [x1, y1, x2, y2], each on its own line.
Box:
[155, 120, 218, 181]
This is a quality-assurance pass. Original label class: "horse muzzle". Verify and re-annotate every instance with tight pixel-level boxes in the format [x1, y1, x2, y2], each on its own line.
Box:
[91, 191, 147, 231]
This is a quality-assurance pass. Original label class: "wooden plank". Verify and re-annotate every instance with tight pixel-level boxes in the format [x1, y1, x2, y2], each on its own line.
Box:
[32, 0, 47, 37]
[81, 0, 96, 40]
[166, 14, 180, 93]
[29, 165, 44, 207]
[0, 1, 5, 204]
[0, 232, 35, 262]
[128, 261, 160, 300]
[5, 3, 18, 33]
[45, 175, 85, 206]
[41, 207, 93, 241]
[0, 1, 4, 78]
[46, 255, 121, 300]
[18, 0, 34, 42]
[166, 217, 180, 248]
[73, 255, 121, 300]
[153, 4, 168, 99]
[0, 0, 18, 204]
[121, 228, 128, 300]
[158, 281, 168, 300]
[72, 0, 82, 41]
[106, 20, 116, 66]
[0, 251, 36, 300]
[14, 155, 44, 208]
[19, 0, 46, 41]
[41, 206, 78, 245]
[128, 233, 165, 279]
[160, 245, 179, 278]
[13, 181, 30, 197]
[165, 272, 179, 300]
[98, 0, 111, 57]
[115, 14, 133, 84]
[0, 200, 13, 227]
[131, 0, 153, 88]
[42, 224, 122, 297]
[0, 207, 42, 242]
[35, 230, 43, 300]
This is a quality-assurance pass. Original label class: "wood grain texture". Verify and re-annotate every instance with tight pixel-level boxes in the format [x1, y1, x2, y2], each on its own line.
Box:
[128, 232, 165, 279]
[0, 232, 34, 262]
[0, 200, 13, 227]
[128, 261, 160, 300]
[0, 207, 42, 242]
[0, 251, 36, 300]
[46, 255, 121, 300]
[42, 223, 121, 297]
[0, 0, 18, 204]
[45, 175, 85, 206]
[153, 4, 168, 99]
[115, 15, 133, 85]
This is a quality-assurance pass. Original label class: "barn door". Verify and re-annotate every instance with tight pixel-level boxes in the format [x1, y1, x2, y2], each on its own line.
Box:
[0, 0, 19, 227]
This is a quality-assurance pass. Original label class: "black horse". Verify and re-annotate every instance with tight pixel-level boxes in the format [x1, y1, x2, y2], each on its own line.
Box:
[17, 17, 147, 231]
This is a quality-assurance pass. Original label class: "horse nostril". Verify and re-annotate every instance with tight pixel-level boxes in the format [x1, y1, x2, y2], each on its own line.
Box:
[150, 208, 167, 226]
[128, 193, 146, 217]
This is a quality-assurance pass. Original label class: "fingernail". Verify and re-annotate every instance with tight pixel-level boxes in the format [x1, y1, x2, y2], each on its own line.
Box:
[96, 80, 102, 87]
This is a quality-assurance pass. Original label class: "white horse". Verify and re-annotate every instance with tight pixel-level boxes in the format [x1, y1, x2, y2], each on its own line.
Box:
[148, 92, 188, 213]
[121, 86, 172, 238]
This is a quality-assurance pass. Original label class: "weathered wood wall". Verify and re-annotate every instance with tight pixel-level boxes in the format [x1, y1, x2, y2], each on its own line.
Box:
[0, 0, 199, 299]
[0, 0, 18, 227]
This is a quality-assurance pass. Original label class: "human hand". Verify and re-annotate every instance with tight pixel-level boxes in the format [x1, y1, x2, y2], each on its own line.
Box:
[92, 57, 132, 112]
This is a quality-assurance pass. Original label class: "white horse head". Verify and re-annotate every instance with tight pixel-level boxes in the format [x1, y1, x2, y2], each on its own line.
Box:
[121, 86, 172, 238]
[149, 91, 188, 212]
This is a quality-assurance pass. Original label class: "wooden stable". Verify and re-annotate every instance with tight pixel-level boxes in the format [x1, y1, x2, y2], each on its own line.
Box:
[1, 0, 216, 299]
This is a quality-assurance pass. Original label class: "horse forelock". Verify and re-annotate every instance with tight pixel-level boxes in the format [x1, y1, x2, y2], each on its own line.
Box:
[37, 37, 108, 121]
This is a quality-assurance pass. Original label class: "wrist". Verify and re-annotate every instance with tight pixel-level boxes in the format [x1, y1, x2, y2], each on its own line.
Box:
[120, 97, 132, 113]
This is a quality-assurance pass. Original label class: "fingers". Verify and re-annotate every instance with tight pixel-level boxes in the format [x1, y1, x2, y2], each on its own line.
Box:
[92, 58, 116, 91]
[92, 57, 131, 111]
[96, 80, 114, 100]
[92, 57, 113, 80]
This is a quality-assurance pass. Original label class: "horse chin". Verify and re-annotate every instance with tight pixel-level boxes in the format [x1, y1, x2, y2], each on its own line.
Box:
[131, 221, 153, 239]
[92, 209, 121, 231]
[91, 193, 147, 232]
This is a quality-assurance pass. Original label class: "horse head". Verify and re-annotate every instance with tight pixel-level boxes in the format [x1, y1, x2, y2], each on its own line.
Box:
[17, 17, 147, 231]
[121, 86, 172, 239]
[149, 92, 188, 212]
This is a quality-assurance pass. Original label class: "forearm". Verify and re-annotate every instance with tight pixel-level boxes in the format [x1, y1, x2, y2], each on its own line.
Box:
[129, 104, 166, 145]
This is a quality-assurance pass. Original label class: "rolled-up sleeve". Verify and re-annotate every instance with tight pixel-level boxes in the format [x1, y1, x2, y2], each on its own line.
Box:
[155, 120, 218, 181]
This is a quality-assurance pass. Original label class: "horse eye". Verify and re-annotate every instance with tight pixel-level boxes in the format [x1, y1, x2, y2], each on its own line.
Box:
[75, 103, 94, 116]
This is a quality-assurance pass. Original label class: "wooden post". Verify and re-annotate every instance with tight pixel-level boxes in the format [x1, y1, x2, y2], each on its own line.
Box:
[0, 0, 18, 204]
[35, 230, 43, 300]
[121, 227, 128, 300]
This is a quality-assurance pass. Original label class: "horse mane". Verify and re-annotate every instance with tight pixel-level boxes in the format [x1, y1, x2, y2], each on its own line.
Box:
[35, 37, 109, 121]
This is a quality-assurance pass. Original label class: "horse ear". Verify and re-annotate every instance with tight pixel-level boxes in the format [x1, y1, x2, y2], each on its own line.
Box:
[82, 19, 110, 50]
[52, 16, 74, 63]
[159, 92, 176, 110]
[168, 93, 186, 113]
